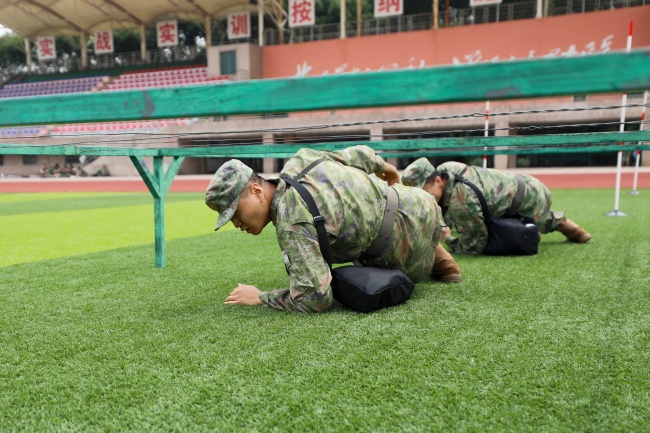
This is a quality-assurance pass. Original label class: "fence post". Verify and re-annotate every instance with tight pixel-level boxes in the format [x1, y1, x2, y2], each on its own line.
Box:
[130, 154, 185, 268]
[153, 157, 166, 268]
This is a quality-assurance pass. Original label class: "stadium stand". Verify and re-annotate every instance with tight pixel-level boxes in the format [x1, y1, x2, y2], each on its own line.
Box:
[0, 126, 48, 137]
[0, 75, 108, 98]
[0, 65, 215, 136]
[105, 65, 229, 91]
[0, 72, 76, 135]
[45, 66, 224, 136]
[51, 118, 192, 135]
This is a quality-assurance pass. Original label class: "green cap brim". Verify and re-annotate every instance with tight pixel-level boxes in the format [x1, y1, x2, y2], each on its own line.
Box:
[214, 197, 239, 231]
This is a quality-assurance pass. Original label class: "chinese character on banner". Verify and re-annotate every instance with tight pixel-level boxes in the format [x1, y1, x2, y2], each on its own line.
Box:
[374, 0, 403, 18]
[469, 0, 502, 6]
[289, 0, 315, 27]
[94, 30, 114, 54]
[37, 36, 56, 61]
[227, 12, 250, 39]
[157, 20, 178, 47]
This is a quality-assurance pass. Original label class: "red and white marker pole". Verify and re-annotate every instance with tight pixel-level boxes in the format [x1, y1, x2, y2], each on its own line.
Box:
[483, 100, 490, 169]
[631, 90, 647, 195]
[608, 21, 633, 216]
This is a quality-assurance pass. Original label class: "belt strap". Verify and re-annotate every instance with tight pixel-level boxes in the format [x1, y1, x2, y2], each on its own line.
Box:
[282, 175, 333, 269]
[455, 174, 492, 222]
[506, 175, 525, 216]
[362, 186, 398, 260]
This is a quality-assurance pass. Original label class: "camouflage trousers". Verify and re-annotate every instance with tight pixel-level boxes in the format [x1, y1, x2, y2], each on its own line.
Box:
[517, 174, 565, 233]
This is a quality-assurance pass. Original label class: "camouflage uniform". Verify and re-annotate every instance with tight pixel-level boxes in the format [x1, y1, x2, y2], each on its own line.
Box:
[402, 158, 564, 255]
[207, 146, 446, 313]
[401, 158, 435, 189]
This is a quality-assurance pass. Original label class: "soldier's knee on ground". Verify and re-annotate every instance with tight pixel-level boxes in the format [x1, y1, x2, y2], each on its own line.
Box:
[431, 244, 462, 283]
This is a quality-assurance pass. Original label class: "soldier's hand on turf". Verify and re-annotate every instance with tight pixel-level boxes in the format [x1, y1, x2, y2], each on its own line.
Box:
[377, 162, 400, 185]
[225, 284, 263, 306]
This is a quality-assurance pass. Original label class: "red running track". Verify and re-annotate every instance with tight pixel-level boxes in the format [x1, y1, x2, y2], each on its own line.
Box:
[1, 171, 649, 193]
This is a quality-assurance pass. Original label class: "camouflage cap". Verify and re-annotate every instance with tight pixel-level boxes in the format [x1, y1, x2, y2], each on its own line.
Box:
[435, 161, 456, 176]
[401, 158, 435, 189]
[205, 159, 253, 231]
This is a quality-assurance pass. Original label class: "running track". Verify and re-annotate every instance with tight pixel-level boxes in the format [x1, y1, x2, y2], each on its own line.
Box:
[1, 169, 649, 193]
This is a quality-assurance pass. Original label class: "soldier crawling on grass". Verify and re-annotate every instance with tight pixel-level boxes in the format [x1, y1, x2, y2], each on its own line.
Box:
[401, 158, 592, 255]
[205, 145, 462, 313]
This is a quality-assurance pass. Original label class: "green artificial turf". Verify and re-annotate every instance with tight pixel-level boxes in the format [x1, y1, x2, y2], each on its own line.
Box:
[0, 189, 648, 432]
[0, 192, 231, 267]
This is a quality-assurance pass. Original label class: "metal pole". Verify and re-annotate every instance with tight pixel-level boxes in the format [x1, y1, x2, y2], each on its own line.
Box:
[433, 0, 439, 29]
[140, 24, 147, 63]
[357, 0, 362, 36]
[630, 90, 647, 195]
[606, 21, 633, 216]
[279, 0, 285, 44]
[80, 31, 87, 70]
[258, 2, 264, 46]
[341, 0, 346, 39]
[483, 100, 490, 169]
[445, 0, 450, 27]
[205, 16, 212, 48]
[24, 38, 32, 74]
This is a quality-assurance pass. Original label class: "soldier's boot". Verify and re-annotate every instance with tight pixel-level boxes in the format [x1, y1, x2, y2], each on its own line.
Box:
[556, 217, 592, 243]
[431, 244, 462, 283]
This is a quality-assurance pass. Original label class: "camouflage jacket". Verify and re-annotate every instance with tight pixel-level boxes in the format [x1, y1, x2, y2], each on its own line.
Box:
[258, 145, 444, 312]
[439, 162, 563, 254]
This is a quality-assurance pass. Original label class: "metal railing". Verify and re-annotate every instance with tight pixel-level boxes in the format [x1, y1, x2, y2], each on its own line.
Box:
[551, 0, 647, 14]
[264, 13, 438, 45]
[261, 0, 646, 45]
[88, 45, 206, 70]
[5, 45, 207, 77]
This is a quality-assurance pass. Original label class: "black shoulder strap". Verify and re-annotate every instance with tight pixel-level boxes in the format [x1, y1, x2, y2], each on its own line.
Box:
[507, 175, 526, 217]
[280, 158, 333, 270]
[454, 174, 492, 222]
[295, 158, 326, 180]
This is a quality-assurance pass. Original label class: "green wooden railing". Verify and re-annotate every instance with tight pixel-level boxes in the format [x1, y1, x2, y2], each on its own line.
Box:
[1, 50, 649, 267]
[0, 51, 649, 126]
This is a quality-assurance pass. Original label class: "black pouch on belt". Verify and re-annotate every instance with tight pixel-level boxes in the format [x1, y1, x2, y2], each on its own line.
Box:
[455, 174, 539, 256]
[282, 159, 414, 312]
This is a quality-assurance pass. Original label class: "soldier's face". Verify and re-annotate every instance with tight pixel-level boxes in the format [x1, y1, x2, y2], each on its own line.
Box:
[231, 184, 271, 235]
[424, 177, 446, 203]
